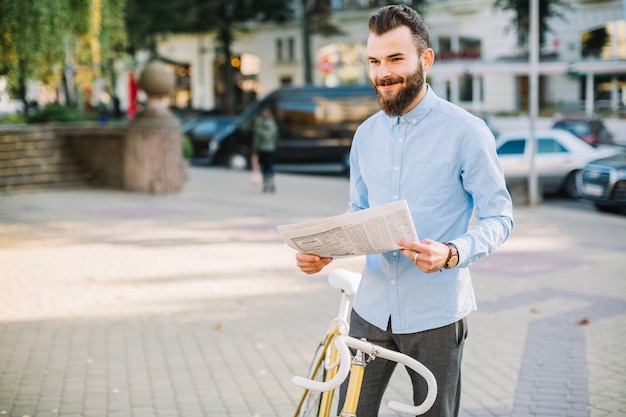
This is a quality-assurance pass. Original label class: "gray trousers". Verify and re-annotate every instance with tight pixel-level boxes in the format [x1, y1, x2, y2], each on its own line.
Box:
[338, 310, 468, 417]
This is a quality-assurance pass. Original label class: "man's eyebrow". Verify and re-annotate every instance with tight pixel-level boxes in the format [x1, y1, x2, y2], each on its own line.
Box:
[368, 52, 405, 60]
[388, 52, 405, 59]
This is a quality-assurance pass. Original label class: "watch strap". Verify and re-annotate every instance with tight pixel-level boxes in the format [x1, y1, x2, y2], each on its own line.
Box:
[443, 242, 459, 269]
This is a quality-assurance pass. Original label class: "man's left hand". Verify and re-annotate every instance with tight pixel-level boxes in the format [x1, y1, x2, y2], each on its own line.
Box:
[398, 238, 449, 273]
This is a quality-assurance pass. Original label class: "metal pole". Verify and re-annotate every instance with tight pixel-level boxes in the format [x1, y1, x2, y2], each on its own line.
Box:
[528, 0, 539, 206]
[586, 72, 594, 116]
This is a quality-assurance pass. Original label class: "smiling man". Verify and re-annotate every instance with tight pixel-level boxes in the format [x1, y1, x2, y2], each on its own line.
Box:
[294, 5, 514, 417]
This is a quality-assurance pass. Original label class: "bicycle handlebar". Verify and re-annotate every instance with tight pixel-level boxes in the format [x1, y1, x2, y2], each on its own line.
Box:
[292, 335, 437, 415]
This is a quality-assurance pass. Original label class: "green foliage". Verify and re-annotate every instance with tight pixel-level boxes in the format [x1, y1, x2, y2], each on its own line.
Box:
[0, 0, 128, 104]
[0, 112, 27, 124]
[0, 104, 90, 124]
[26, 103, 90, 123]
[125, 0, 293, 53]
[0, 0, 71, 88]
[182, 134, 193, 159]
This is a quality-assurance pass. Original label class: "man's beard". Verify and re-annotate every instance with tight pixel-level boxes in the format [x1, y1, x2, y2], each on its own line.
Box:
[372, 67, 424, 117]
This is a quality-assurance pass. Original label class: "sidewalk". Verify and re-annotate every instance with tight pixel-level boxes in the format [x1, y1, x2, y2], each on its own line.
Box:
[1, 167, 625, 417]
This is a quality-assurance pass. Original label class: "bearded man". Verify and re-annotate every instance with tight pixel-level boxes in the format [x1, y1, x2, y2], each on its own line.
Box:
[294, 5, 514, 417]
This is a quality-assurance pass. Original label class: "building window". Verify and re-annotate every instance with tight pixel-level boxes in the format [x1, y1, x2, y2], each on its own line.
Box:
[437, 36, 481, 61]
[582, 20, 626, 59]
[459, 37, 481, 60]
[276, 38, 283, 62]
[288, 37, 295, 62]
[438, 37, 452, 60]
[459, 74, 473, 102]
[276, 37, 296, 63]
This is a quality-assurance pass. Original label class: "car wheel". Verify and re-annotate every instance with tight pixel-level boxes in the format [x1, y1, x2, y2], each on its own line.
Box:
[562, 171, 580, 199]
[226, 152, 248, 170]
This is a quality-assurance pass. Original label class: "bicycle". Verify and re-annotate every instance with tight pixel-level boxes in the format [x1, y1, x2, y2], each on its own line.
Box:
[291, 269, 437, 417]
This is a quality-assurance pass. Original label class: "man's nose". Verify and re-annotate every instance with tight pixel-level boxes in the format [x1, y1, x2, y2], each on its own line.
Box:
[375, 63, 393, 79]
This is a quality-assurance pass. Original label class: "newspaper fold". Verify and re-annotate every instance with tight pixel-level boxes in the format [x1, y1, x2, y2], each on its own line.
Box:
[277, 200, 418, 258]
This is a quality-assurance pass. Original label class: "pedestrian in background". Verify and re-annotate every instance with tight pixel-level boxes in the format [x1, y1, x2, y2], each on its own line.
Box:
[294, 4, 514, 417]
[251, 108, 279, 193]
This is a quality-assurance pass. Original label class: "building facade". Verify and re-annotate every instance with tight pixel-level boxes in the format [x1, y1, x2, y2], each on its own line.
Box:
[155, 0, 626, 116]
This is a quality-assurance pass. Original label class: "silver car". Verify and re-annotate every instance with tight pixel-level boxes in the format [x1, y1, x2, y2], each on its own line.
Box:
[495, 129, 621, 198]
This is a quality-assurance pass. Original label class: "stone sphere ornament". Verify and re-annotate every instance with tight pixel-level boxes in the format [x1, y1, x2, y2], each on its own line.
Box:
[139, 61, 175, 98]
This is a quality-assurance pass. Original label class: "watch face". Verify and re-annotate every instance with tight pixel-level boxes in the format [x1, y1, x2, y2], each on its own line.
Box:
[447, 255, 459, 268]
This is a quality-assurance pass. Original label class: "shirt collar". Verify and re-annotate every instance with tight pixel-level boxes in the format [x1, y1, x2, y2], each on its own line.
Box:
[390, 84, 436, 126]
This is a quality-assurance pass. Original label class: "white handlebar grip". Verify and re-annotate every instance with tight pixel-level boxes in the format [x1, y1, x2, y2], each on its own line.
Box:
[291, 336, 352, 392]
[383, 352, 437, 415]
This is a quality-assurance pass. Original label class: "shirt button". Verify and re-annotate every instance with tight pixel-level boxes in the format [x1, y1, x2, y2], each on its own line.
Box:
[399, 137, 403, 142]
[393, 251, 398, 256]
[394, 166, 399, 171]
[393, 195, 398, 200]
[390, 279, 396, 285]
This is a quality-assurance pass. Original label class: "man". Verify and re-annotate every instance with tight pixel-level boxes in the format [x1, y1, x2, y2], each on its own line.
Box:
[295, 5, 514, 417]
[252, 108, 279, 192]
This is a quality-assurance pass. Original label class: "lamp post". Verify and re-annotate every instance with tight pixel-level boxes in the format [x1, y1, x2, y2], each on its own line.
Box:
[528, 0, 540, 206]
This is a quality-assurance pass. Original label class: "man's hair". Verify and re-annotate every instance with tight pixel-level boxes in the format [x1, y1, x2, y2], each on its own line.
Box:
[368, 5, 430, 53]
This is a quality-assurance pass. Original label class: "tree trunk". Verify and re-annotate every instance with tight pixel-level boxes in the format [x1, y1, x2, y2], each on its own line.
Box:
[302, 0, 313, 85]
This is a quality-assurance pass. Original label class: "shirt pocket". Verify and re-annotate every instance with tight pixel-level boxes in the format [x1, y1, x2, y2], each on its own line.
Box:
[406, 162, 458, 207]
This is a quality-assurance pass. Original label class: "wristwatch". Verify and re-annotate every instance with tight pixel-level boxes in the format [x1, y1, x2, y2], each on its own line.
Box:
[443, 242, 459, 269]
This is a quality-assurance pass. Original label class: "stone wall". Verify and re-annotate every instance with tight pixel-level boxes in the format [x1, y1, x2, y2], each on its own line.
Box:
[62, 125, 125, 189]
[0, 124, 125, 193]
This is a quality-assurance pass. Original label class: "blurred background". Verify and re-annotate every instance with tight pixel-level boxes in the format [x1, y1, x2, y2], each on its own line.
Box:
[1, 0, 625, 123]
[2, 0, 626, 213]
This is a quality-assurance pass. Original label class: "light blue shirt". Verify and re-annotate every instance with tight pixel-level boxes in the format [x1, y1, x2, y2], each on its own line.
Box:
[348, 86, 514, 334]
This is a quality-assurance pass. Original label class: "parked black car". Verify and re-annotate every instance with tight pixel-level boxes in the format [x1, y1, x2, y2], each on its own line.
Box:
[183, 115, 236, 158]
[552, 117, 614, 147]
[578, 151, 626, 213]
[207, 85, 380, 172]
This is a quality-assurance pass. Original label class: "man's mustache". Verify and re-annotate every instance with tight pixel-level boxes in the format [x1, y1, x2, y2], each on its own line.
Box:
[376, 77, 405, 86]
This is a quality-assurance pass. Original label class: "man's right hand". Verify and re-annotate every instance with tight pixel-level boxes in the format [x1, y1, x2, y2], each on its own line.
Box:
[295, 252, 333, 274]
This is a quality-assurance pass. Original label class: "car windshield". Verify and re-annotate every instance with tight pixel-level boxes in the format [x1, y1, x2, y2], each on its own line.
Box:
[185, 117, 233, 136]
[555, 121, 591, 137]
[194, 120, 221, 135]
[497, 139, 525, 155]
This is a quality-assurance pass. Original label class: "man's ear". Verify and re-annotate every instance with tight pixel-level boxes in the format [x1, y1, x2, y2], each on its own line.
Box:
[421, 48, 435, 71]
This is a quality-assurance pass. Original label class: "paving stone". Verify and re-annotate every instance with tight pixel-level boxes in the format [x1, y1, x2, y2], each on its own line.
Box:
[1, 168, 625, 417]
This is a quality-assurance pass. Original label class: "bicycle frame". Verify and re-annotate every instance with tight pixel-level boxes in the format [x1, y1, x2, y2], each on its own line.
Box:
[292, 269, 437, 417]
[294, 335, 437, 416]
[293, 269, 359, 417]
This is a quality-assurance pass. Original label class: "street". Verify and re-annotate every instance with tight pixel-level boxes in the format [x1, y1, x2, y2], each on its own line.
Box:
[1, 167, 625, 417]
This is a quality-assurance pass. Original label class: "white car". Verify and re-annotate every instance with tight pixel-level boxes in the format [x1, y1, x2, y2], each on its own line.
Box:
[495, 129, 622, 198]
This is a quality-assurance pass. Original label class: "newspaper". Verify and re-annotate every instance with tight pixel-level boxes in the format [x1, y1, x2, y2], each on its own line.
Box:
[277, 200, 418, 258]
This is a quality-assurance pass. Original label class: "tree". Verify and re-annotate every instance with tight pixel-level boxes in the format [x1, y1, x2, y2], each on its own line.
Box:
[493, 0, 571, 48]
[0, 1, 72, 109]
[0, 0, 127, 110]
[125, 0, 292, 114]
[301, 0, 343, 85]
